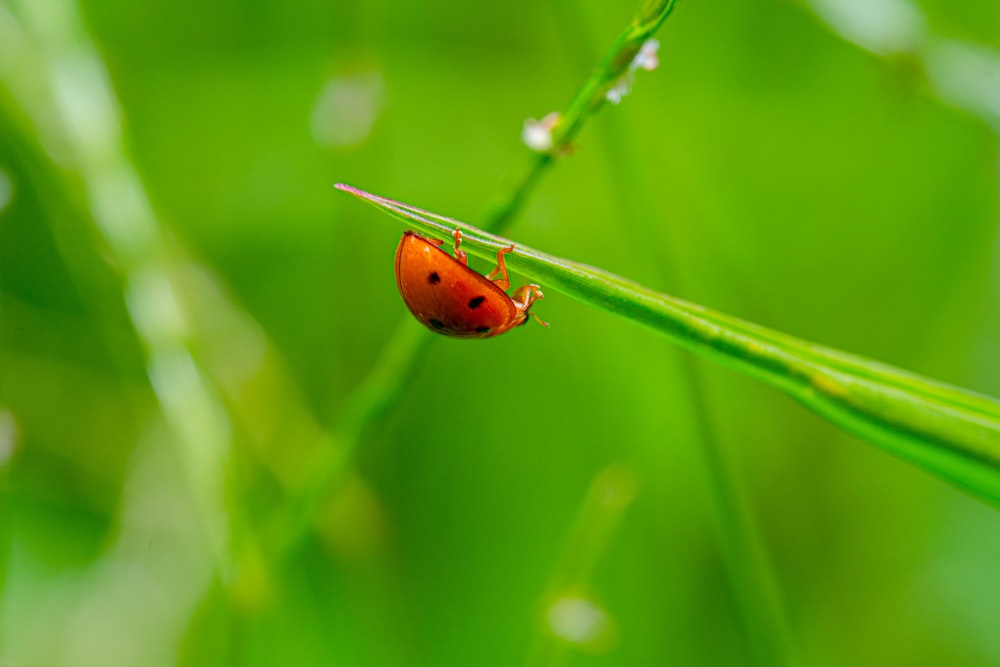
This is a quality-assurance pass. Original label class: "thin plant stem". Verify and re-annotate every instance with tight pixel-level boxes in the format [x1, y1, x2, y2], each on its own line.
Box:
[483, 153, 553, 234]
[551, 0, 678, 150]
[485, 0, 678, 232]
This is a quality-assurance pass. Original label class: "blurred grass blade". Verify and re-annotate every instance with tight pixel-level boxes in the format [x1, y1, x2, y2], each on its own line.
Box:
[337, 183, 1000, 506]
[526, 464, 638, 666]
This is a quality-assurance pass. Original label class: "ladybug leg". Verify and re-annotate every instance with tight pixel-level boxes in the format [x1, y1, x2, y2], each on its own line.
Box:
[511, 283, 544, 308]
[486, 245, 516, 291]
[511, 284, 549, 328]
[451, 228, 468, 266]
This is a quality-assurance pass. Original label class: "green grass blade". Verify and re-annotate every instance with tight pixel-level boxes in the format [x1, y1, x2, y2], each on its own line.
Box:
[336, 183, 1000, 506]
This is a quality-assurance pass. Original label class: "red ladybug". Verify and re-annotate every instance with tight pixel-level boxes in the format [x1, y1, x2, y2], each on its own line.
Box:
[394, 228, 546, 338]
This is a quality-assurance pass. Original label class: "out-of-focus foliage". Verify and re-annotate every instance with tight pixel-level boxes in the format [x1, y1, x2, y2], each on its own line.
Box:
[1, 1, 998, 666]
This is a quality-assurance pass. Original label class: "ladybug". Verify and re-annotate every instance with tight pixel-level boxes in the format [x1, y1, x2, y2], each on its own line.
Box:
[394, 228, 547, 338]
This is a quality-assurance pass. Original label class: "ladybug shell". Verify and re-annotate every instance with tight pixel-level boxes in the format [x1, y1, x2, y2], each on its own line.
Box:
[394, 231, 524, 339]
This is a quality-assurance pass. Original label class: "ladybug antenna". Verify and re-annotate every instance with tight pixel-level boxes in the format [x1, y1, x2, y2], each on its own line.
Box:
[530, 310, 550, 328]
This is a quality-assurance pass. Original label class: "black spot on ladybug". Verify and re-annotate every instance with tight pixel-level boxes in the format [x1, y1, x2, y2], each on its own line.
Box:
[429, 319, 445, 330]
[468, 296, 486, 309]
[476, 326, 491, 334]
[428, 272, 441, 284]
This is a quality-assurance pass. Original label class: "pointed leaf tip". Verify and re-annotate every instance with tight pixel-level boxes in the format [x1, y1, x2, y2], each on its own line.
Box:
[334, 183, 389, 206]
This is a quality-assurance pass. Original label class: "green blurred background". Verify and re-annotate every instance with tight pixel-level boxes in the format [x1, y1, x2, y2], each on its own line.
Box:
[2, 0, 999, 665]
